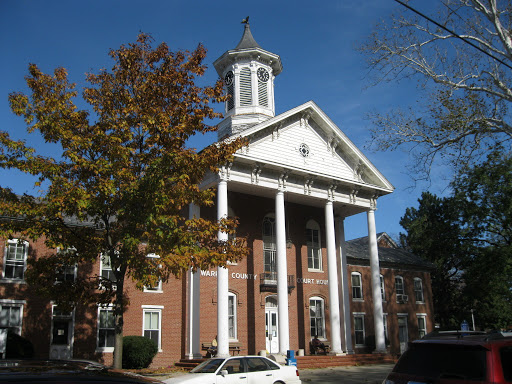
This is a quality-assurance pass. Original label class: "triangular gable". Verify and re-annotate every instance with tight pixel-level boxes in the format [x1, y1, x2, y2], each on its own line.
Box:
[233, 101, 394, 193]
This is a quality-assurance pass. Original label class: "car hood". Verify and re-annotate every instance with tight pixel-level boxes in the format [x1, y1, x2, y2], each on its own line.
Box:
[164, 372, 215, 384]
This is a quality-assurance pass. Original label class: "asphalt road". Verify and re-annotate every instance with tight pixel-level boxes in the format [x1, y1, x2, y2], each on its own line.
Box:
[299, 363, 394, 384]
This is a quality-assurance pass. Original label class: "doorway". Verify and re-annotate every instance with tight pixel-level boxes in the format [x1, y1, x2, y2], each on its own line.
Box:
[265, 296, 279, 354]
[50, 306, 74, 359]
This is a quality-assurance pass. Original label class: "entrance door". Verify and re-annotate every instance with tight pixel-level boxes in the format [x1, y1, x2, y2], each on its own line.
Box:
[398, 315, 408, 355]
[50, 306, 74, 359]
[265, 296, 279, 354]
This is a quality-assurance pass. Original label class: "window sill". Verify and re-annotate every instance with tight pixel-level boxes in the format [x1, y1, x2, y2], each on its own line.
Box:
[143, 290, 163, 293]
[415, 301, 425, 304]
[95, 347, 114, 353]
[352, 298, 364, 302]
[307, 269, 324, 273]
[0, 278, 26, 284]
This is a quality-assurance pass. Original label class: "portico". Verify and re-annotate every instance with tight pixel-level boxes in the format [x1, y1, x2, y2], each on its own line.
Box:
[186, 22, 394, 358]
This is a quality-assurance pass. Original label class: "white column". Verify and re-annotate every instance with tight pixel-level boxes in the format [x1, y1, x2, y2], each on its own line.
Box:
[367, 209, 386, 353]
[217, 178, 230, 358]
[187, 204, 202, 359]
[325, 201, 342, 354]
[335, 217, 354, 354]
[275, 189, 289, 354]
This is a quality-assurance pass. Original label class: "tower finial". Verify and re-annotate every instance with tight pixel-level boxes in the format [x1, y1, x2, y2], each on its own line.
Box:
[241, 16, 249, 24]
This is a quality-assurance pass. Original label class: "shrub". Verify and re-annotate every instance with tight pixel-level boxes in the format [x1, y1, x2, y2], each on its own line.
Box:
[6, 330, 35, 358]
[122, 336, 158, 369]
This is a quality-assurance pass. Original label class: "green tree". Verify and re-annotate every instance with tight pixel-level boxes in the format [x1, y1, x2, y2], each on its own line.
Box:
[0, 33, 249, 368]
[400, 150, 512, 329]
[400, 192, 470, 328]
[359, 0, 512, 180]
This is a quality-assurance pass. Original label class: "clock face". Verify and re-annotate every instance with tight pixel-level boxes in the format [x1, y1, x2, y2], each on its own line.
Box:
[224, 71, 234, 86]
[257, 68, 269, 82]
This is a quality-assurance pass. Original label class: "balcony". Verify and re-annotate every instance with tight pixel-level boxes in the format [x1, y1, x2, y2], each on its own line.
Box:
[259, 272, 295, 293]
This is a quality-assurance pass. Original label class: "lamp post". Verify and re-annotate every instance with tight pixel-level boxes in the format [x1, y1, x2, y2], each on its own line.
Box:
[471, 309, 475, 331]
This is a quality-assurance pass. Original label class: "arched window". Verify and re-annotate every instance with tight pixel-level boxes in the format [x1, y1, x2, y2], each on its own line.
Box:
[306, 220, 322, 271]
[414, 277, 424, 302]
[262, 215, 276, 276]
[351, 272, 363, 300]
[239, 67, 252, 106]
[228, 292, 237, 339]
[309, 296, 325, 339]
[395, 276, 407, 303]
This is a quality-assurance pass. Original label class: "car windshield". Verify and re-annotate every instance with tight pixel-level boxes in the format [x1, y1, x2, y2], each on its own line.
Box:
[393, 343, 487, 381]
[190, 359, 224, 373]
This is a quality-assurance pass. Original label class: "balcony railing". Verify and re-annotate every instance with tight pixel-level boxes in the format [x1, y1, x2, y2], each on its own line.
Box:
[260, 272, 295, 293]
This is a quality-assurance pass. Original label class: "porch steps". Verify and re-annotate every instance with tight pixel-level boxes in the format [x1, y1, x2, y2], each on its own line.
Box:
[174, 353, 396, 370]
[296, 353, 396, 369]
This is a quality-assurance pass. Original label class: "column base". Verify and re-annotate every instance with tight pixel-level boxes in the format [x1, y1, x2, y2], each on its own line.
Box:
[345, 349, 355, 355]
[186, 353, 204, 360]
[373, 348, 388, 354]
[329, 351, 346, 356]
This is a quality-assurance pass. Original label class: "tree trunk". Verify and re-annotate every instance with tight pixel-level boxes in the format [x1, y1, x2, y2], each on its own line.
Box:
[112, 276, 125, 369]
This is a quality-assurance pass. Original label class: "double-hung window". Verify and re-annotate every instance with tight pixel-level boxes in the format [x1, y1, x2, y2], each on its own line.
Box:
[380, 275, 386, 301]
[100, 254, 117, 286]
[144, 254, 162, 293]
[97, 307, 115, 350]
[228, 292, 237, 339]
[0, 300, 24, 335]
[306, 221, 322, 271]
[309, 297, 325, 339]
[142, 307, 162, 350]
[417, 314, 427, 338]
[414, 278, 424, 302]
[351, 272, 363, 300]
[354, 313, 365, 346]
[3, 240, 28, 281]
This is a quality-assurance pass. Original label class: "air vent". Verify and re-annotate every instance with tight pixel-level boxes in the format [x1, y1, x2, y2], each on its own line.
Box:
[239, 67, 252, 106]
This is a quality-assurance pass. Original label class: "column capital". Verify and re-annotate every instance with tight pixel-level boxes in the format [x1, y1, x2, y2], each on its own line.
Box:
[219, 162, 232, 181]
[277, 171, 288, 191]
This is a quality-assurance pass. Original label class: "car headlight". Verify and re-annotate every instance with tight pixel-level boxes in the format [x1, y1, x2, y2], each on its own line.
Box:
[383, 379, 395, 384]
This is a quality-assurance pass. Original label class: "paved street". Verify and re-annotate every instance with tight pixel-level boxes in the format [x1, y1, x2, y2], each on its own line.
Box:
[299, 363, 394, 384]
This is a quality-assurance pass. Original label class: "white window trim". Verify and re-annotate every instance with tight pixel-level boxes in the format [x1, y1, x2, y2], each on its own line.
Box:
[417, 313, 427, 338]
[395, 275, 405, 300]
[306, 220, 322, 272]
[143, 307, 162, 351]
[99, 253, 118, 288]
[414, 277, 425, 303]
[96, 305, 115, 353]
[380, 274, 386, 302]
[2, 239, 29, 283]
[351, 272, 363, 301]
[309, 296, 326, 339]
[383, 313, 389, 345]
[228, 292, 238, 341]
[143, 254, 163, 293]
[353, 313, 365, 346]
[0, 299, 25, 335]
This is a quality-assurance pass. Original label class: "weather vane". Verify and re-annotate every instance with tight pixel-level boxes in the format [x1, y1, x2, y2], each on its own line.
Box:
[241, 16, 249, 24]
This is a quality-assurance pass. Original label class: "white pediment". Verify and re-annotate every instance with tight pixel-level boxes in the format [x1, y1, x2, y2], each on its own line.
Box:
[233, 101, 394, 193]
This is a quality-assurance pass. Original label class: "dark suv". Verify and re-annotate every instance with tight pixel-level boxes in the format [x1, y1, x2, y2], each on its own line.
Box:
[384, 331, 512, 384]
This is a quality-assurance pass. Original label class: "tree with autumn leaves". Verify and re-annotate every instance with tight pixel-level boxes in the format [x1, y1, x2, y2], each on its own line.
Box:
[0, 33, 248, 368]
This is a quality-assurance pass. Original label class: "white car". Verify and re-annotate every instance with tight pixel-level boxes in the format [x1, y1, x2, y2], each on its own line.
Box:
[164, 356, 301, 384]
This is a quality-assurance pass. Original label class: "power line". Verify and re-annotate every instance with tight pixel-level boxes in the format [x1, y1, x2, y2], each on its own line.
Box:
[393, 0, 512, 71]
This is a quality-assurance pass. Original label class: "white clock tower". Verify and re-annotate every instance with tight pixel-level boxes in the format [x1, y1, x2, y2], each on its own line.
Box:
[214, 21, 283, 139]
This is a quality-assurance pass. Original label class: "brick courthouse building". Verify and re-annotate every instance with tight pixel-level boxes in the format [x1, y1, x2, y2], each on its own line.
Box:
[0, 24, 434, 367]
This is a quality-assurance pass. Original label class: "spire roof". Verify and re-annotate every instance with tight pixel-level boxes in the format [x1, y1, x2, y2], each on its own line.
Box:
[234, 23, 261, 50]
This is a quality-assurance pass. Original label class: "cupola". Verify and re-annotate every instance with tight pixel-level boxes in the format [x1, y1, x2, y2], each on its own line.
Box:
[214, 20, 283, 139]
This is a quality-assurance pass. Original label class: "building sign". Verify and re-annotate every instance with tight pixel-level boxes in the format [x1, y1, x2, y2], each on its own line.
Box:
[200, 270, 328, 285]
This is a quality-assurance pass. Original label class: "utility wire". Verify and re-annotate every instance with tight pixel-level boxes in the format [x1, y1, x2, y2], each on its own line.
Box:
[393, 0, 512, 71]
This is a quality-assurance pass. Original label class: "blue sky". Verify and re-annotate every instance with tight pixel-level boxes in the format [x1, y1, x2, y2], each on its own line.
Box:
[0, 0, 449, 241]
